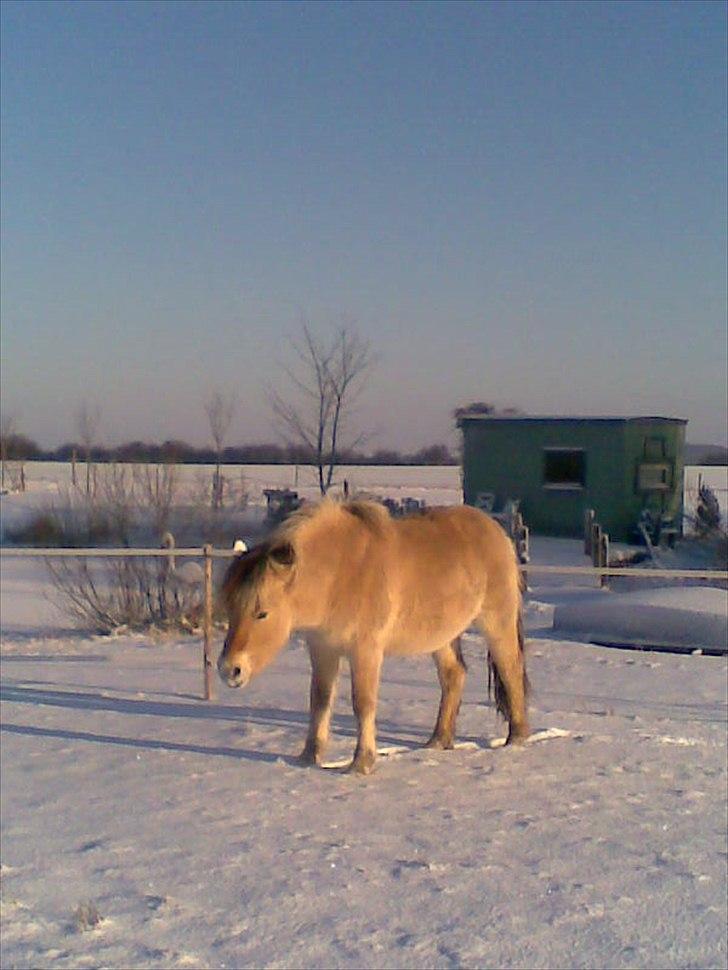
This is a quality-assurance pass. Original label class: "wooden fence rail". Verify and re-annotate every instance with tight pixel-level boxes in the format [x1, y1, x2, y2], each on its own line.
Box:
[3, 547, 726, 580]
[0, 547, 237, 558]
[2, 547, 726, 700]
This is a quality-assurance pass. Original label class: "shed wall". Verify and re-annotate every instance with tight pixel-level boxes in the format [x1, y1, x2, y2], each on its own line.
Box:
[461, 418, 685, 541]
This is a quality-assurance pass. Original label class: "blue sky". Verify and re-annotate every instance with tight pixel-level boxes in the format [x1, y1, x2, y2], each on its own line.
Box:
[1, 0, 726, 450]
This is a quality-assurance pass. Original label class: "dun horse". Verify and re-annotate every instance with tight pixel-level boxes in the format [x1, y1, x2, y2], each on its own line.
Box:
[218, 500, 528, 774]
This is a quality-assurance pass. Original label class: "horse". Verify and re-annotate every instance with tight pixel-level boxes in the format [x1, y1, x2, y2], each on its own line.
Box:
[217, 499, 528, 774]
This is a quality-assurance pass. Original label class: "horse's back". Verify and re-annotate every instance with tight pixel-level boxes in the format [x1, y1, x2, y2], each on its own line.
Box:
[393, 504, 514, 568]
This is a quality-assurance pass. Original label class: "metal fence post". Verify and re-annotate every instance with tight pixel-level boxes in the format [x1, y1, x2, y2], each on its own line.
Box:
[203, 543, 214, 701]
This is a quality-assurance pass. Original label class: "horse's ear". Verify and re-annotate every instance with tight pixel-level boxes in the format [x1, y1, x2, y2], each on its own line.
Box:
[269, 542, 296, 570]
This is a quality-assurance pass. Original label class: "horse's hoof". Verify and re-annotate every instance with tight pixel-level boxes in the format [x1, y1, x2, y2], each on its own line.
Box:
[424, 736, 454, 750]
[506, 728, 529, 746]
[297, 748, 321, 766]
[347, 754, 376, 775]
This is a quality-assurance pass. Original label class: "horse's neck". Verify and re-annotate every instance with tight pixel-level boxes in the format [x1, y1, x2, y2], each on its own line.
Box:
[289, 512, 348, 628]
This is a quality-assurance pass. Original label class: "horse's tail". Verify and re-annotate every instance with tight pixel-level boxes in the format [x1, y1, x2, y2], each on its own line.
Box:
[487, 606, 529, 722]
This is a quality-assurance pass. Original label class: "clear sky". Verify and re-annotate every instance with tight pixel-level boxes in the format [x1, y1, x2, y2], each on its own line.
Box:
[1, 0, 726, 451]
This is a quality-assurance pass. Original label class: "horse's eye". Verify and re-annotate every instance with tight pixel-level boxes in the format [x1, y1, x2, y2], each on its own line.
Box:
[255, 610, 268, 621]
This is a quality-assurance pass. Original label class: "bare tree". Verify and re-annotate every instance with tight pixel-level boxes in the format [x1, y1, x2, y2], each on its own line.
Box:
[76, 402, 101, 496]
[1, 412, 16, 492]
[272, 323, 376, 495]
[204, 390, 236, 509]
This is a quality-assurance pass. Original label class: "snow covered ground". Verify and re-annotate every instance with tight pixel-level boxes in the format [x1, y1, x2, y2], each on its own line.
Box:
[2, 461, 725, 532]
[553, 586, 727, 654]
[2, 540, 727, 969]
[0, 462, 463, 521]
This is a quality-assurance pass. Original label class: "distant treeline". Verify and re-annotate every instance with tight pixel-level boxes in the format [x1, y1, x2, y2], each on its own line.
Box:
[0, 435, 458, 466]
[4, 434, 727, 467]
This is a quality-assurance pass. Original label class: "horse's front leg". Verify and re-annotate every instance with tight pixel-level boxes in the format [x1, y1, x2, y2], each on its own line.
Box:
[299, 639, 341, 766]
[348, 644, 384, 775]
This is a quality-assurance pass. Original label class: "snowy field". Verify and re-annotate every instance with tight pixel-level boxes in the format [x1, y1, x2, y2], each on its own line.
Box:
[0, 462, 463, 515]
[1, 465, 727, 969]
[2, 461, 726, 530]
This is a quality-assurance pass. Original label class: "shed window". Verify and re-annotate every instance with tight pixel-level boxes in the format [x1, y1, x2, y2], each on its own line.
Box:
[637, 462, 671, 491]
[543, 449, 586, 489]
[644, 437, 666, 460]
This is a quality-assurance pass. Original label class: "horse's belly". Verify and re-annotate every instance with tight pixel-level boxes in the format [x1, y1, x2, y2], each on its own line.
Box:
[385, 614, 473, 656]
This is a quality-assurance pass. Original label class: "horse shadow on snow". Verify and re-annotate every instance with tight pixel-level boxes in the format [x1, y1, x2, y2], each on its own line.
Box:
[0, 681, 425, 765]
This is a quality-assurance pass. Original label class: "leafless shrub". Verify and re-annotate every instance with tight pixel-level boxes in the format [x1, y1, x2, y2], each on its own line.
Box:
[132, 462, 179, 537]
[175, 467, 248, 545]
[7, 511, 65, 546]
[27, 463, 202, 633]
[10, 458, 242, 631]
[10, 462, 184, 549]
[8, 488, 114, 547]
[95, 463, 136, 544]
[47, 555, 202, 634]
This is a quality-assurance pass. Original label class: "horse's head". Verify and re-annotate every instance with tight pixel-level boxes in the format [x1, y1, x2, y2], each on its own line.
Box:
[217, 541, 296, 688]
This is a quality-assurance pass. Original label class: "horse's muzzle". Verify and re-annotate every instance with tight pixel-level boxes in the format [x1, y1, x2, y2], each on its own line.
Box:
[217, 651, 251, 689]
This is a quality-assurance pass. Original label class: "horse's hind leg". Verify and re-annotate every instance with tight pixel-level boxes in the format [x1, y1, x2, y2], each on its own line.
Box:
[477, 609, 529, 744]
[299, 639, 341, 766]
[426, 638, 467, 749]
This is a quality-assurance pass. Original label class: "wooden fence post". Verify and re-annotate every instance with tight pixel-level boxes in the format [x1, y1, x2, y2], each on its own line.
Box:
[520, 525, 529, 590]
[203, 544, 214, 701]
[590, 522, 602, 567]
[161, 531, 175, 578]
[599, 533, 610, 588]
[512, 511, 522, 537]
[584, 509, 595, 555]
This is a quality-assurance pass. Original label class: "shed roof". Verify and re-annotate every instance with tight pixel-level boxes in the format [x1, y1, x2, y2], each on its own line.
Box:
[456, 414, 687, 426]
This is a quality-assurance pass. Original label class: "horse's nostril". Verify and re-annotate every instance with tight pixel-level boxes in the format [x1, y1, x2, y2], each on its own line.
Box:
[232, 666, 242, 679]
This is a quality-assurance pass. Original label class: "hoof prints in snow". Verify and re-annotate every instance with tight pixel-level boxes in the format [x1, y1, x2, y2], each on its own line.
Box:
[321, 727, 570, 768]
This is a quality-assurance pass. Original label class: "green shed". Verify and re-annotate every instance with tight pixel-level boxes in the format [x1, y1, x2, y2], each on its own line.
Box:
[457, 415, 687, 542]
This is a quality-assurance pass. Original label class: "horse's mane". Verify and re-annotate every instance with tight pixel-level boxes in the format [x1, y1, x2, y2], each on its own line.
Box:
[341, 499, 391, 533]
[221, 499, 390, 612]
[220, 544, 270, 614]
[273, 497, 390, 545]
